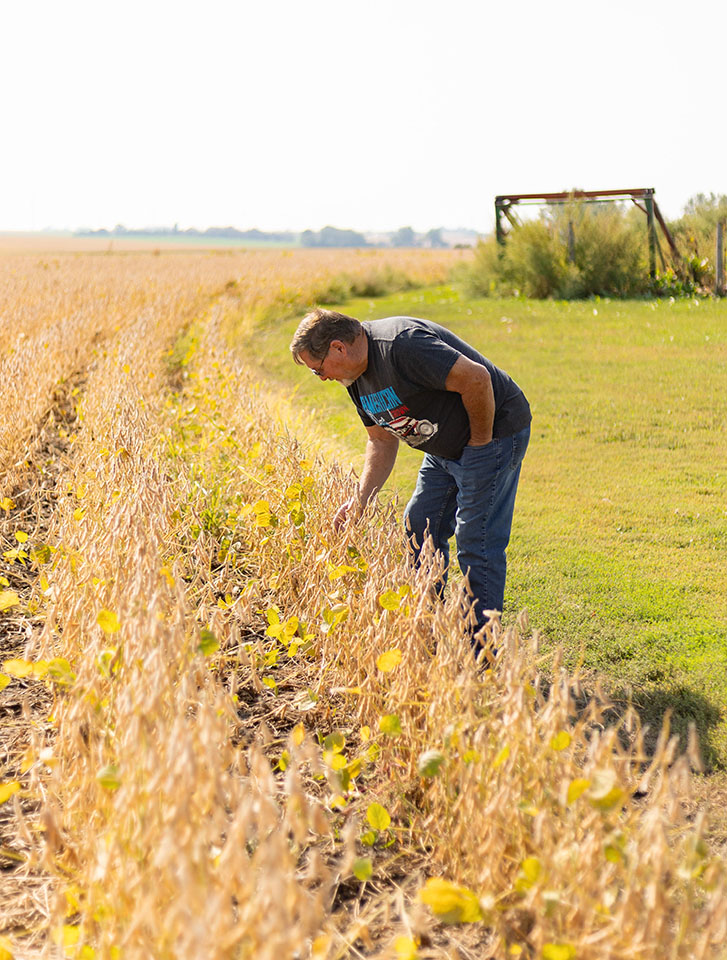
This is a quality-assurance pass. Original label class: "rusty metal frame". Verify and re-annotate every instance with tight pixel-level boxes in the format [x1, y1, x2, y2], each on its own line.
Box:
[494, 188, 682, 279]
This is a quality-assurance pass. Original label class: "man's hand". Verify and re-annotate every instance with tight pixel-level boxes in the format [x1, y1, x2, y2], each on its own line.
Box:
[333, 497, 356, 532]
[333, 427, 399, 533]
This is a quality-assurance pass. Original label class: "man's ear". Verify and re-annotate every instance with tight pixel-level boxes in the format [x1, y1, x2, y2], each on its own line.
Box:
[329, 339, 346, 354]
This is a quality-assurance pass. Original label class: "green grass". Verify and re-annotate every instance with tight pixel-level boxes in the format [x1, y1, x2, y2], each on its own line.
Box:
[226, 287, 727, 764]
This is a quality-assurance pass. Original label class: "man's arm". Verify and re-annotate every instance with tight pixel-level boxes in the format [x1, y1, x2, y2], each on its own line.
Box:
[333, 425, 399, 530]
[445, 355, 495, 446]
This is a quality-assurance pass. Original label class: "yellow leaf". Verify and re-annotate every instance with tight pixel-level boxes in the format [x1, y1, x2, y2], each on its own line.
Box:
[0, 591, 20, 613]
[378, 589, 401, 611]
[14, 531, 28, 544]
[2, 659, 32, 678]
[97, 609, 120, 634]
[0, 675, 10, 692]
[366, 802, 391, 830]
[360, 725, 371, 742]
[376, 648, 402, 673]
[329, 795, 347, 810]
[73, 508, 85, 521]
[311, 934, 331, 958]
[0, 782, 21, 804]
[588, 769, 626, 812]
[378, 713, 402, 736]
[550, 731, 572, 751]
[0, 498, 15, 511]
[292, 723, 305, 747]
[328, 563, 357, 581]
[0, 933, 14, 960]
[417, 877, 484, 924]
[567, 778, 591, 805]
[494, 744, 510, 767]
[394, 936, 419, 960]
[515, 857, 542, 892]
[324, 751, 347, 771]
[542, 945, 576, 960]
[61, 925, 80, 949]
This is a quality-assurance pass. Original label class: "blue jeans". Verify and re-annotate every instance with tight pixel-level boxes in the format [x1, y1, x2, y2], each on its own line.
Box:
[403, 425, 530, 642]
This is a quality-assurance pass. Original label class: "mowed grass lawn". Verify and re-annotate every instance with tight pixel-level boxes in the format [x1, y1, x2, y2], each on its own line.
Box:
[229, 288, 727, 763]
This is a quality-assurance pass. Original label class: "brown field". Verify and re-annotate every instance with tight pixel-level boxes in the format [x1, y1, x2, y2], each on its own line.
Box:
[1, 242, 726, 960]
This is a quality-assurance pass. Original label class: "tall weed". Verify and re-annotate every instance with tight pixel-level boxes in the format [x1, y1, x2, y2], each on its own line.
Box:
[462, 202, 651, 299]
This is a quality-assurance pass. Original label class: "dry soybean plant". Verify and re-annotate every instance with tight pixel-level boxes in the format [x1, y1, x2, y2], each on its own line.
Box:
[1, 246, 725, 960]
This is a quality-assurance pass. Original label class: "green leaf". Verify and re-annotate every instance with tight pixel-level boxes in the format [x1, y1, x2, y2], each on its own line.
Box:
[198, 628, 219, 656]
[366, 802, 391, 831]
[417, 749, 445, 778]
[47, 658, 76, 687]
[323, 731, 345, 753]
[353, 857, 373, 881]
[30, 543, 52, 564]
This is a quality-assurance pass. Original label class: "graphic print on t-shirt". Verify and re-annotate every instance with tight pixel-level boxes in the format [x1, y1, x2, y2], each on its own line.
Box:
[360, 386, 438, 447]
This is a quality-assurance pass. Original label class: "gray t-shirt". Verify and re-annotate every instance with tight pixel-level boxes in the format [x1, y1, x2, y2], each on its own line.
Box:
[346, 316, 531, 459]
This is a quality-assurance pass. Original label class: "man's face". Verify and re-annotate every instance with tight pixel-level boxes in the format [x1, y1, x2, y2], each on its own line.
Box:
[298, 340, 361, 386]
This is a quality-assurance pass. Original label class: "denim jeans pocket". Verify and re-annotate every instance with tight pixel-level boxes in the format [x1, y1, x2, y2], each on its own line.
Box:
[460, 438, 499, 462]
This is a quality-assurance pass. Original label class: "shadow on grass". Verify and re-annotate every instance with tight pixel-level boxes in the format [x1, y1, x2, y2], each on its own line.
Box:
[610, 681, 724, 771]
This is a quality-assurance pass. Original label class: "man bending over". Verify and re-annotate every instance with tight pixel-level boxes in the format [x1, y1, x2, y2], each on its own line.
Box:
[290, 308, 531, 651]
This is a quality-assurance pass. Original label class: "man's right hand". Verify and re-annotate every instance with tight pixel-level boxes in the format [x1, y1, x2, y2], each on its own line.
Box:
[333, 497, 355, 532]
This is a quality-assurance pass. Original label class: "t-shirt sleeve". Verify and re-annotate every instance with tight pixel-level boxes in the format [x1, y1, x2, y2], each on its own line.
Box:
[355, 406, 374, 427]
[347, 385, 376, 427]
[392, 327, 462, 389]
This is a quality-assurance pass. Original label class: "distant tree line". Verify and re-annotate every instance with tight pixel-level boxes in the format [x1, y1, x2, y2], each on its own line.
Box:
[76, 224, 298, 243]
[75, 224, 456, 248]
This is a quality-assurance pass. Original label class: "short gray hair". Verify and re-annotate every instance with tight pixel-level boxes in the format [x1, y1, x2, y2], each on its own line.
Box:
[290, 308, 361, 363]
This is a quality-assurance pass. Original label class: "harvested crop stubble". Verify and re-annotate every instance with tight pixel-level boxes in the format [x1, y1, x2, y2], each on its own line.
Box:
[0, 247, 725, 959]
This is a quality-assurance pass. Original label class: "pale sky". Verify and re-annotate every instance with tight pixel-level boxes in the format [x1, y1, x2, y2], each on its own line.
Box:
[2, 0, 726, 235]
